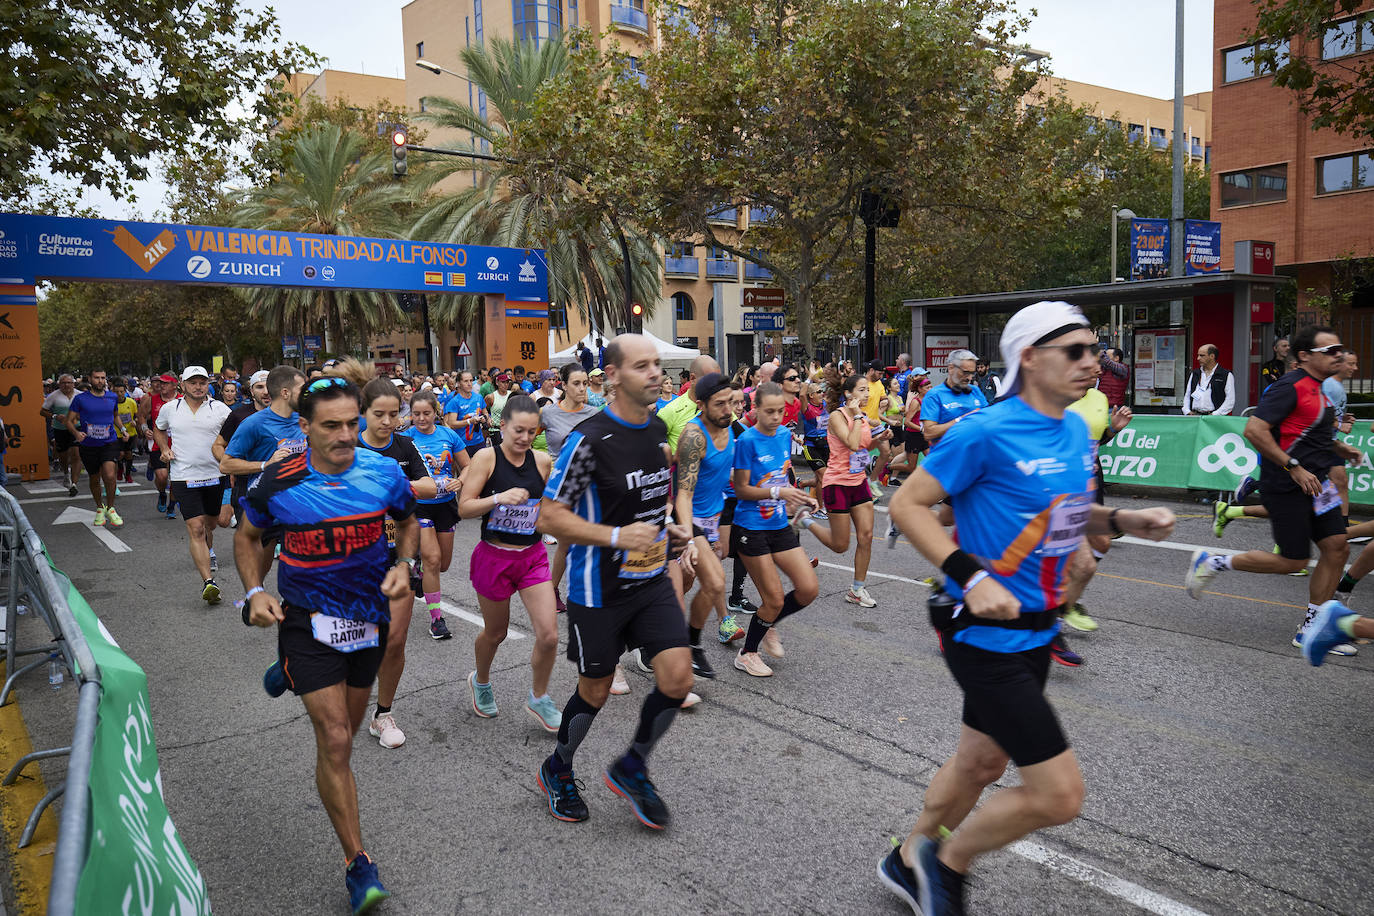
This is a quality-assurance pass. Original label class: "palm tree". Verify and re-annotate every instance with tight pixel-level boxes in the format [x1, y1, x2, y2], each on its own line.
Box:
[411, 36, 661, 337]
[228, 122, 435, 354]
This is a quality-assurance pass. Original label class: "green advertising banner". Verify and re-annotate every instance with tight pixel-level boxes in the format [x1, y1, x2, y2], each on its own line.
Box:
[55, 572, 211, 914]
[1100, 414, 1374, 504]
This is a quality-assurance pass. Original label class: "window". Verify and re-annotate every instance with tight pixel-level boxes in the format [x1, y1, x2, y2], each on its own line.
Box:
[1317, 151, 1374, 194]
[1323, 15, 1374, 59]
[474, 0, 483, 41]
[416, 41, 425, 59]
[668, 241, 694, 258]
[1104, 118, 1121, 132]
[1220, 164, 1288, 207]
[548, 302, 568, 329]
[1127, 123, 1143, 142]
[513, 0, 563, 46]
[569, 0, 577, 28]
[465, 16, 470, 46]
[419, 98, 427, 113]
[673, 292, 695, 321]
[707, 245, 734, 261]
[707, 298, 715, 321]
[1223, 40, 1288, 83]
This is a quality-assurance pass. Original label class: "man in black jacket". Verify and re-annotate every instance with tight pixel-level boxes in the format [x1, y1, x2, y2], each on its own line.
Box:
[1182, 344, 1234, 416]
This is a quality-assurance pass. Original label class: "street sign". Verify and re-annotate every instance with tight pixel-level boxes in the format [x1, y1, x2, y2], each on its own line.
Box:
[303, 334, 323, 352]
[282, 335, 300, 358]
[457, 339, 472, 357]
[742, 312, 785, 331]
[742, 287, 784, 309]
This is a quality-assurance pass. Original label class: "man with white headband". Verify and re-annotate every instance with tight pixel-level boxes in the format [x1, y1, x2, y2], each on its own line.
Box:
[878, 300, 1175, 915]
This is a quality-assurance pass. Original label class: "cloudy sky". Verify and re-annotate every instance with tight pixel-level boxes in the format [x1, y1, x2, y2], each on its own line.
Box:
[84, 0, 1216, 219]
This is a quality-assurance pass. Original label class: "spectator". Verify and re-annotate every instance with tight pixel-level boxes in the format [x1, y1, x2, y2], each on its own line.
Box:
[1182, 343, 1235, 416]
[973, 358, 1001, 404]
[1097, 347, 1128, 409]
[577, 343, 594, 374]
[596, 336, 607, 369]
[1260, 337, 1289, 389]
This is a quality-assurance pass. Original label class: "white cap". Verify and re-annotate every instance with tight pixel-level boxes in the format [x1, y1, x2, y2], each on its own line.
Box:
[181, 365, 209, 381]
[249, 370, 269, 386]
[998, 301, 1089, 398]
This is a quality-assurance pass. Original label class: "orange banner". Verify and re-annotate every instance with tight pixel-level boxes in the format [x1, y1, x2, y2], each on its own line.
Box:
[0, 286, 50, 480]
[483, 295, 507, 368]
[506, 311, 549, 373]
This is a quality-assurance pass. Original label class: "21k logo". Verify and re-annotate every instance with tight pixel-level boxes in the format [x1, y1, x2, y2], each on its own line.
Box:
[106, 225, 177, 272]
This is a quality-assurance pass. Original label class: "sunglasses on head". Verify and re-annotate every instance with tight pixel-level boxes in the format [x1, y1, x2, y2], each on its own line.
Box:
[1035, 342, 1102, 360]
[1309, 344, 1346, 355]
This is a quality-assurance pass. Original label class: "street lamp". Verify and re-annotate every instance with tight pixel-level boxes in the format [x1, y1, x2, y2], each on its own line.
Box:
[414, 58, 472, 84]
[1110, 206, 1136, 347]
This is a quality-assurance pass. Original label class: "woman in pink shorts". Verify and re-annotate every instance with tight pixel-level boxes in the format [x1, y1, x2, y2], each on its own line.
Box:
[457, 395, 563, 732]
[795, 373, 884, 608]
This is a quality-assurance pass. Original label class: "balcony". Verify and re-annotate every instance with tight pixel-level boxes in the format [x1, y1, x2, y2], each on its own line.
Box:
[1190, 139, 1204, 158]
[1150, 134, 1168, 151]
[1127, 129, 1143, 144]
[744, 261, 772, 280]
[664, 255, 699, 277]
[611, 4, 649, 34]
[707, 205, 738, 224]
[706, 258, 737, 279]
[748, 205, 774, 225]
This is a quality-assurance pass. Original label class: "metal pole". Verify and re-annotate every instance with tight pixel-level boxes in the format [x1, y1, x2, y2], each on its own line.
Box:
[864, 218, 877, 361]
[713, 281, 726, 368]
[421, 294, 435, 374]
[1171, 0, 1185, 279]
[1110, 207, 1120, 346]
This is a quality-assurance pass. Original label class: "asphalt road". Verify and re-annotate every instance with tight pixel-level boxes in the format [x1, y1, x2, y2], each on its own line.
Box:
[4, 474, 1372, 915]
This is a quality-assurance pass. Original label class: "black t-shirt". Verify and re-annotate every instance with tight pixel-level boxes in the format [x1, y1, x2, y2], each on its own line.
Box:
[481, 446, 545, 546]
[358, 432, 429, 547]
[545, 408, 672, 607]
[1252, 369, 1338, 494]
[221, 404, 259, 507]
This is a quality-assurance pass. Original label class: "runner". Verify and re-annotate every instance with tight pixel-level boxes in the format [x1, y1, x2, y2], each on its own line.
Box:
[534, 334, 694, 828]
[112, 376, 141, 484]
[877, 300, 1175, 915]
[457, 394, 563, 731]
[722, 385, 758, 631]
[795, 373, 879, 608]
[151, 366, 232, 603]
[236, 375, 419, 914]
[403, 390, 469, 640]
[40, 373, 80, 496]
[213, 369, 271, 529]
[443, 370, 489, 458]
[485, 373, 513, 447]
[1186, 326, 1362, 656]
[731, 382, 820, 677]
[540, 363, 600, 615]
[65, 368, 126, 528]
[138, 373, 177, 516]
[885, 369, 931, 480]
[799, 380, 830, 513]
[355, 377, 437, 750]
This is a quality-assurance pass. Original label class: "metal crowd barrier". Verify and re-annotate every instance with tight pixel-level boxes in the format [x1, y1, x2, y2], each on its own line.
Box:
[0, 486, 100, 915]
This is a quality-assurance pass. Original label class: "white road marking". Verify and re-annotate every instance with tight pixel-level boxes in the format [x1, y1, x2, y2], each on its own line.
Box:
[438, 599, 526, 639]
[1010, 840, 1210, 916]
[52, 505, 132, 553]
[815, 560, 928, 587]
[18, 485, 146, 507]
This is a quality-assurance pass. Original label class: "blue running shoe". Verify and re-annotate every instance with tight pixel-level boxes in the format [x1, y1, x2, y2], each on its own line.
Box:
[604, 756, 670, 829]
[345, 852, 390, 915]
[876, 844, 921, 913]
[1232, 475, 1259, 505]
[1303, 601, 1359, 667]
[1184, 548, 1219, 599]
[157, 494, 167, 513]
[538, 757, 589, 822]
[914, 836, 967, 915]
[263, 660, 288, 698]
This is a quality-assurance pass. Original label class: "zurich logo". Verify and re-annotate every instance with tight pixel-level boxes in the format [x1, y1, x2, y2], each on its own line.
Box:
[486, 256, 500, 271]
[186, 256, 212, 279]
[518, 259, 537, 282]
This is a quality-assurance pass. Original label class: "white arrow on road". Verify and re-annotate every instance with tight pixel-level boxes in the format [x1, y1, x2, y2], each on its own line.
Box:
[53, 506, 132, 553]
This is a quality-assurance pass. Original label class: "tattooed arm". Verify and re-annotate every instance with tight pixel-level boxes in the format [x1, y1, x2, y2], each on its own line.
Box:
[674, 422, 705, 529]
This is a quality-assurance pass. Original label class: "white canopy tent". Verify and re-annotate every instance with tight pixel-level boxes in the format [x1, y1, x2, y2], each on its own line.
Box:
[549, 329, 700, 362]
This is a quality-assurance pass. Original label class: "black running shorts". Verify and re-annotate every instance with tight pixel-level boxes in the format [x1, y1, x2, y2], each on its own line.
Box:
[1262, 487, 1346, 560]
[148, 450, 168, 471]
[943, 639, 1068, 768]
[278, 604, 389, 695]
[417, 499, 459, 533]
[78, 441, 121, 473]
[170, 478, 228, 519]
[53, 429, 76, 452]
[565, 575, 688, 679]
[733, 525, 801, 558]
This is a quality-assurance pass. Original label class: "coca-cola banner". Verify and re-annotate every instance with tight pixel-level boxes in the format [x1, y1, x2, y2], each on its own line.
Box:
[0, 285, 47, 480]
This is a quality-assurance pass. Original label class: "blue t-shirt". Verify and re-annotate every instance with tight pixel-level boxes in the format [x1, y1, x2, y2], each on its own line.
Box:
[921, 397, 1094, 652]
[226, 408, 306, 463]
[1322, 376, 1348, 418]
[70, 390, 121, 445]
[403, 425, 464, 503]
[689, 416, 735, 518]
[893, 369, 913, 400]
[445, 390, 487, 448]
[242, 448, 415, 623]
[919, 382, 988, 427]
[731, 425, 793, 530]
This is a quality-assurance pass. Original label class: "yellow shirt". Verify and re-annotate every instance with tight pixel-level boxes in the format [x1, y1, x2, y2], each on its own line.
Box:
[1067, 388, 1109, 443]
[864, 380, 886, 423]
[116, 396, 139, 437]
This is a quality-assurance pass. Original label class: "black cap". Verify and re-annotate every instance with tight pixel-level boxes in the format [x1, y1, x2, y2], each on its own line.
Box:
[694, 372, 731, 403]
[866, 359, 885, 372]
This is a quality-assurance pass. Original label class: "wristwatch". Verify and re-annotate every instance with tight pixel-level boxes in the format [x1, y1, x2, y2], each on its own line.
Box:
[397, 556, 419, 571]
[1285, 457, 1301, 471]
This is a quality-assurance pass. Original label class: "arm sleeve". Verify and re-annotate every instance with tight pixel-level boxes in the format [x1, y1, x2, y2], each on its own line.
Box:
[919, 415, 987, 497]
[545, 431, 594, 507]
[1253, 377, 1297, 427]
[1219, 373, 1236, 416]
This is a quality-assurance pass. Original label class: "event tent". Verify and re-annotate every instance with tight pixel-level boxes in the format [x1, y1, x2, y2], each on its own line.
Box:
[549, 329, 700, 362]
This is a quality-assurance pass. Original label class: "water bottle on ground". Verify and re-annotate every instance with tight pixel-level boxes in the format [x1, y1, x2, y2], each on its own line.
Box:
[48, 654, 64, 690]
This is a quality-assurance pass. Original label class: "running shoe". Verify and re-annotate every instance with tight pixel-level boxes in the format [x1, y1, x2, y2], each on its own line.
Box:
[555, 589, 567, 614]
[369, 711, 406, 749]
[538, 757, 589, 822]
[429, 616, 452, 640]
[734, 649, 774, 677]
[868, 480, 884, 499]
[1291, 629, 1358, 658]
[921, 575, 938, 588]
[610, 665, 631, 695]
[543, 533, 558, 545]
[789, 508, 812, 532]
[810, 556, 819, 568]
[68, 483, 78, 497]
[1212, 500, 1231, 538]
[165, 501, 177, 520]
[92, 507, 108, 526]
[1289, 566, 1311, 577]
[885, 519, 901, 549]
[717, 614, 744, 643]
[1049, 634, 1083, 667]
[263, 660, 288, 698]
[468, 671, 498, 718]
[632, 647, 654, 673]
[845, 586, 877, 608]
[1184, 548, 1218, 598]
[727, 596, 759, 615]
[1300, 601, 1359, 666]
[157, 495, 167, 513]
[812, 509, 828, 521]
[760, 628, 784, 658]
[690, 645, 716, 679]
[208, 551, 217, 573]
[604, 756, 670, 829]
[526, 694, 562, 731]
[680, 691, 702, 709]
[1061, 604, 1098, 632]
[877, 844, 922, 914]
[201, 579, 221, 604]
[345, 851, 391, 915]
[913, 836, 967, 916]
[1232, 475, 1259, 505]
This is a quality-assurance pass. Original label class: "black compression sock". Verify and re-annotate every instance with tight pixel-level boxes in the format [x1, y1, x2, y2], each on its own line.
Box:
[742, 614, 772, 654]
[730, 558, 749, 602]
[1338, 572, 1360, 594]
[626, 688, 684, 767]
[688, 625, 702, 646]
[772, 590, 806, 625]
[374, 704, 391, 717]
[553, 689, 601, 771]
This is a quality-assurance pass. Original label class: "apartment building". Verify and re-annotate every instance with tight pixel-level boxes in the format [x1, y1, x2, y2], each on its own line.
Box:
[282, 69, 408, 113]
[1212, 1, 1374, 322]
[1042, 77, 1211, 165]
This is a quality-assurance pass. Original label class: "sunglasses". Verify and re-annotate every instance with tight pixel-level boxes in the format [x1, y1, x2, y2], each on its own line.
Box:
[782, 375, 799, 382]
[1309, 344, 1346, 355]
[1035, 342, 1102, 361]
[301, 376, 352, 404]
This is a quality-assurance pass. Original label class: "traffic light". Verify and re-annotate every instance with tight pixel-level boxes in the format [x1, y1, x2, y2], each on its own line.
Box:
[391, 125, 408, 179]
[631, 301, 643, 333]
